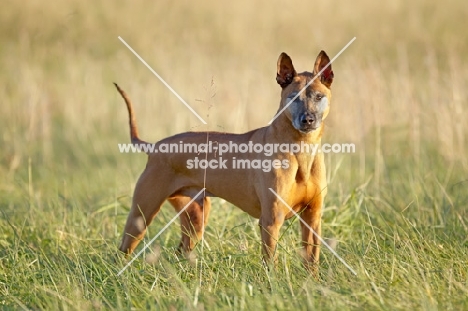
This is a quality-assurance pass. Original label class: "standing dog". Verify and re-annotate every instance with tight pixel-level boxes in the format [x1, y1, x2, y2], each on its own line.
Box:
[115, 50, 334, 271]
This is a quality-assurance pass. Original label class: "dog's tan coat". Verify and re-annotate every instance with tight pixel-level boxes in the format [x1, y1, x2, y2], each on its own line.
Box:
[116, 50, 334, 271]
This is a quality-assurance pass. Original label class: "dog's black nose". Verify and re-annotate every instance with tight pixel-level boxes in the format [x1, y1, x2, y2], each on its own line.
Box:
[300, 113, 316, 125]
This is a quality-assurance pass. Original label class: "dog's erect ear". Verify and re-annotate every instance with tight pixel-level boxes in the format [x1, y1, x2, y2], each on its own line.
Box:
[313, 50, 334, 88]
[276, 53, 297, 88]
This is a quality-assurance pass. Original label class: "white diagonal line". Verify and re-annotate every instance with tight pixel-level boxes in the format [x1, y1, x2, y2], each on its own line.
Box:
[268, 37, 356, 125]
[117, 188, 206, 276]
[268, 188, 357, 276]
[118, 36, 207, 125]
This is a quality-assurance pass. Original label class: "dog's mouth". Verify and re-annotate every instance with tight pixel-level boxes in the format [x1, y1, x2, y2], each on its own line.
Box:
[297, 126, 319, 134]
[293, 120, 321, 134]
[292, 112, 322, 134]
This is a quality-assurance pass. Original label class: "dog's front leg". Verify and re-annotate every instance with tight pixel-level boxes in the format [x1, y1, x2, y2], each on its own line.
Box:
[300, 200, 322, 273]
[259, 204, 285, 266]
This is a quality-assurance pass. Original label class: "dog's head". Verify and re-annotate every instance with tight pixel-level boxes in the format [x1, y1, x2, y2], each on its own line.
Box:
[276, 51, 333, 134]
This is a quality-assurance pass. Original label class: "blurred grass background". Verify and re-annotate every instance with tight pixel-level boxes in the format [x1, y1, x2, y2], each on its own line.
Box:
[0, 0, 467, 310]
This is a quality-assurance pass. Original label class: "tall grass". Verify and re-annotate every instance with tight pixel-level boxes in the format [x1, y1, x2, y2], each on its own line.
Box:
[0, 0, 467, 309]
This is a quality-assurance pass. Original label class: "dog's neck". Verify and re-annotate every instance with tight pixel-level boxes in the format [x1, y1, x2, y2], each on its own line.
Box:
[266, 113, 323, 182]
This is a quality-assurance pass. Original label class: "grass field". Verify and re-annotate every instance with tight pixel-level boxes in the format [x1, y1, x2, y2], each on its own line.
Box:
[1, 0, 467, 309]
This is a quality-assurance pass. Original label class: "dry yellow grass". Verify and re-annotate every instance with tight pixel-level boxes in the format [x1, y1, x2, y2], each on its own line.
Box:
[1, 0, 467, 168]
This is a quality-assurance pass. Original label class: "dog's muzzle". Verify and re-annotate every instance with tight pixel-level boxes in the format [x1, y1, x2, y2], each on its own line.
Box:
[297, 112, 320, 133]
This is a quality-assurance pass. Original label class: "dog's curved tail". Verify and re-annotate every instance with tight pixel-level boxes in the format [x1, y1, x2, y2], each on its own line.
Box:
[114, 83, 150, 148]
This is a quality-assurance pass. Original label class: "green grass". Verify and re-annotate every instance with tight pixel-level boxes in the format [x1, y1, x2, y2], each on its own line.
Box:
[1, 0, 468, 309]
[1, 157, 467, 310]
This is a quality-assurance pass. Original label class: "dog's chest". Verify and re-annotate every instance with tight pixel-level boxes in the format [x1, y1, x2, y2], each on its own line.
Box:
[293, 153, 316, 184]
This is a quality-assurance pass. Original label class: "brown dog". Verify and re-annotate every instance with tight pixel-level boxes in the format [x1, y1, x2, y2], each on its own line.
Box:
[115, 50, 333, 271]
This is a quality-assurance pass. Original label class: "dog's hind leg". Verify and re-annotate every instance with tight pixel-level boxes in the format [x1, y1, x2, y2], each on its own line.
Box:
[168, 195, 211, 255]
[118, 167, 174, 255]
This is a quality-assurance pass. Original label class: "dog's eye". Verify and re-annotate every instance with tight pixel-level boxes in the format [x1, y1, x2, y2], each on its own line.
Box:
[314, 94, 323, 101]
